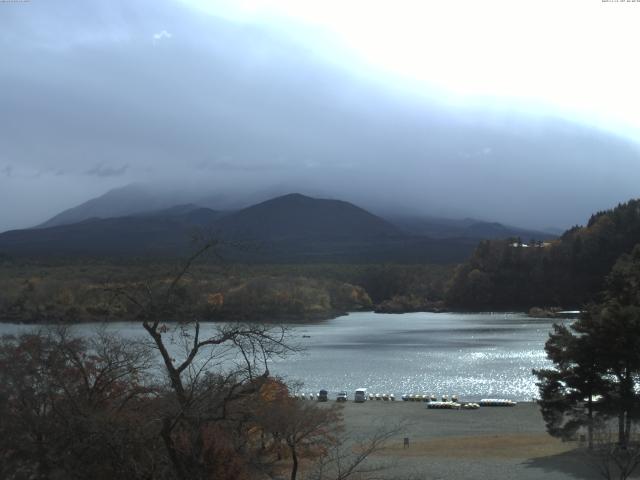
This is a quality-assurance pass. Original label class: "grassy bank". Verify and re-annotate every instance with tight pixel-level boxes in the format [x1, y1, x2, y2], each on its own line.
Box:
[331, 401, 597, 480]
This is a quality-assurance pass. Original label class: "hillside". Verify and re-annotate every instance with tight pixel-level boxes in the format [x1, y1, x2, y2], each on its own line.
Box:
[446, 199, 640, 310]
[0, 207, 224, 257]
[0, 194, 474, 262]
[215, 193, 401, 241]
[3, 193, 560, 264]
[389, 215, 554, 241]
[37, 184, 195, 228]
[33, 184, 558, 238]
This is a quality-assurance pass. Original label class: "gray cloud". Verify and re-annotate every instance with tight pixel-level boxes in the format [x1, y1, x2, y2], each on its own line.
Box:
[0, 0, 639, 232]
[86, 163, 129, 177]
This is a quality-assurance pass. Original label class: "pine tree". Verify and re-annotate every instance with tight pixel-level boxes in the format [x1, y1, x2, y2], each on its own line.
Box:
[535, 244, 640, 449]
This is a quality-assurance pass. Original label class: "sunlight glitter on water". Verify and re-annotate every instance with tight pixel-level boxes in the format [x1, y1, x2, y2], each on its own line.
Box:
[0, 312, 562, 400]
[269, 312, 559, 400]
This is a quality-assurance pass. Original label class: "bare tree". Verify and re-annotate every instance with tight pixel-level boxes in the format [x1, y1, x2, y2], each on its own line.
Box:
[590, 423, 640, 480]
[109, 241, 298, 479]
[257, 396, 343, 480]
[306, 423, 403, 480]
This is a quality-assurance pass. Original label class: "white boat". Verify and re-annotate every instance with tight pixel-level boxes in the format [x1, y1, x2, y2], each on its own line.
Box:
[427, 401, 460, 409]
[479, 398, 516, 407]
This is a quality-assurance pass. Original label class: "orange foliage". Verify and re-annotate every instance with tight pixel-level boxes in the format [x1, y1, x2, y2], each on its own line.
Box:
[206, 292, 224, 307]
[259, 378, 290, 403]
[200, 425, 251, 480]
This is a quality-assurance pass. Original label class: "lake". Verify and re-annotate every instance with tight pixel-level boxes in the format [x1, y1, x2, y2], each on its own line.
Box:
[0, 312, 564, 401]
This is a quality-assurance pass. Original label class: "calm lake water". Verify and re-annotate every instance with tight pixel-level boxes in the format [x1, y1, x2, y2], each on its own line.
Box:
[0, 312, 565, 401]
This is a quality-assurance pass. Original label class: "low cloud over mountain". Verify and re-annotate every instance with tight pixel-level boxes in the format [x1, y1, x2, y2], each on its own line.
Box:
[2, 0, 639, 232]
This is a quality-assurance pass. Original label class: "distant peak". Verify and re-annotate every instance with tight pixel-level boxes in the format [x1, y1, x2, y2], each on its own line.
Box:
[273, 193, 313, 200]
[257, 193, 323, 206]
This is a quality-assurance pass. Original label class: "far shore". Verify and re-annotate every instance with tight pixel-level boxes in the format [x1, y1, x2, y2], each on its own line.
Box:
[0, 308, 560, 325]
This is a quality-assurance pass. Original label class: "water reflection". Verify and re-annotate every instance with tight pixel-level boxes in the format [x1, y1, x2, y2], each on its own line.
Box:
[0, 312, 566, 400]
[273, 312, 564, 400]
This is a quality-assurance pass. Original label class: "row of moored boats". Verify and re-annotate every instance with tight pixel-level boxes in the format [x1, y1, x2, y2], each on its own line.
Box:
[291, 391, 516, 407]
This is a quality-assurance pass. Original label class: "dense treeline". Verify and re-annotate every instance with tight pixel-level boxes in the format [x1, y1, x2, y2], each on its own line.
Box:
[0, 261, 453, 323]
[446, 199, 640, 310]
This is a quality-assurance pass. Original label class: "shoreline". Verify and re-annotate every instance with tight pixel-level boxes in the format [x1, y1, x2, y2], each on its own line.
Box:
[0, 308, 542, 325]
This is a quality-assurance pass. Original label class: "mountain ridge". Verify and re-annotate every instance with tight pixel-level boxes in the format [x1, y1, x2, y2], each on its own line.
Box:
[0, 193, 481, 263]
[31, 184, 555, 241]
[36, 184, 196, 229]
[214, 193, 402, 242]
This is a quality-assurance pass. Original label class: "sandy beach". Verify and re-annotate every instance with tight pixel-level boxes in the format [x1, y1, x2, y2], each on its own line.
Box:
[334, 400, 601, 480]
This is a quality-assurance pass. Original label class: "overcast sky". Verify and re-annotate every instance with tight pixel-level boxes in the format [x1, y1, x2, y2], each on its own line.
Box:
[1, 0, 640, 232]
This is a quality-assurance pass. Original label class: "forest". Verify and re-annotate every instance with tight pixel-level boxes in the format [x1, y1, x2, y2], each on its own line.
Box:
[0, 260, 452, 324]
[446, 199, 640, 311]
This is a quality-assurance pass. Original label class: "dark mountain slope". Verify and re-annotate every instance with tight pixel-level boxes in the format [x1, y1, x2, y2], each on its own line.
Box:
[2, 207, 223, 257]
[0, 194, 477, 263]
[215, 193, 401, 241]
[389, 215, 555, 241]
[37, 184, 195, 228]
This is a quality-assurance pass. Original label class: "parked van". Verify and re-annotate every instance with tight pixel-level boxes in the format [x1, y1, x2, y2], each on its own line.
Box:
[318, 389, 328, 402]
[354, 388, 368, 403]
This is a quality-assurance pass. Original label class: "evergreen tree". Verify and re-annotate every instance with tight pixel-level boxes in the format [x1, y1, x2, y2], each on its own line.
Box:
[534, 322, 609, 448]
[535, 244, 640, 449]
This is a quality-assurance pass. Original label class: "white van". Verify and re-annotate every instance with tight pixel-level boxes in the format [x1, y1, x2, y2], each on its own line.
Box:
[354, 388, 368, 403]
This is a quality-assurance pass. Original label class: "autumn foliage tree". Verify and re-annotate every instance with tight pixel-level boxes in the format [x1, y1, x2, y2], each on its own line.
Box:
[254, 383, 343, 480]
[0, 328, 158, 479]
